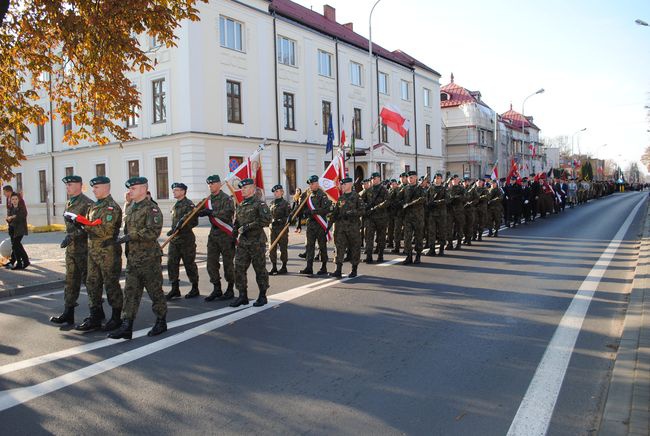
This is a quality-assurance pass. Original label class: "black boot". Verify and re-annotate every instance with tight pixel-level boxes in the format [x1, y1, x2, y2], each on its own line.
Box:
[230, 292, 249, 307]
[50, 306, 75, 325]
[455, 240, 462, 250]
[278, 263, 288, 274]
[316, 263, 328, 275]
[364, 254, 373, 264]
[427, 246, 436, 256]
[253, 289, 268, 307]
[298, 252, 306, 258]
[166, 281, 181, 301]
[376, 254, 384, 263]
[108, 319, 134, 340]
[218, 282, 235, 301]
[75, 307, 103, 332]
[391, 244, 401, 254]
[488, 229, 493, 237]
[269, 263, 278, 275]
[185, 282, 200, 299]
[414, 253, 421, 264]
[439, 243, 445, 256]
[205, 283, 223, 302]
[330, 263, 343, 278]
[102, 308, 122, 331]
[299, 262, 314, 275]
[349, 265, 358, 278]
[147, 317, 167, 337]
[99, 304, 106, 321]
[478, 233, 483, 241]
[494, 229, 499, 237]
[402, 254, 413, 265]
[445, 241, 454, 250]
[466, 237, 472, 246]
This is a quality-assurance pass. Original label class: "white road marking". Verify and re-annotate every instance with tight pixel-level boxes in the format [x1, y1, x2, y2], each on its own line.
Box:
[506, 195, 645, 436]
[0, 274, 361, 411]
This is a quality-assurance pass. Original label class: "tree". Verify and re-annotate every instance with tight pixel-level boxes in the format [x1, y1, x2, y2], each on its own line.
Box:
[626, 162, 641, 184]
[0, 0, 206, 180]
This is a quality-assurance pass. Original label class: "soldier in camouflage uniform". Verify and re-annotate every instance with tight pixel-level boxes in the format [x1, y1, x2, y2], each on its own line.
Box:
[75, 176, 124, 332]
[359, 178, 371, 249]
[399, 171, 425, 265]
[361, 172, 389, 263]
[108, 177, 167, 340]
[426, 173, 449, 256]
[269, 184, 291, 275]
[446, 175, 466, 250]
[463, 178, 478, 246]
[329, 177, 364, 278]
[165, 182, 200, 301]
[50, 175, 94, 326]
[391, 172, 409, 254]
[299, 175, 332, 275]
[230, 178, 272, 308]
[474, 177, 489, 242]
[200, 175, 237, 302]
[487, 180, 503, 237]
[386, 179, 399, 248]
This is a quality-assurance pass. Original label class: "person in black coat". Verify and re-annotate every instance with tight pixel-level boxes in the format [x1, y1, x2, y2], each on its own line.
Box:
[6, 192, 29, 270]
[506, 176, 523, 227]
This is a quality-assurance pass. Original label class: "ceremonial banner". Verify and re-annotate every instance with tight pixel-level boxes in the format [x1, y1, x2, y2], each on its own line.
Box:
[380, 104, 410, 138]
[224, 145, 265, 202]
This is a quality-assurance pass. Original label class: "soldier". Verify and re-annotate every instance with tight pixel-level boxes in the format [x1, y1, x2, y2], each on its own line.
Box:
[506, 176, 523, 226]
[329, 177, 364, 278]
[399, 170, 425, 265]
[230, 178, 272, 307]
[426, 173, 449, 256]
[462, 177, 477, 245]
[200, 175, 236, 302]
[474, 177, 489, 241]
[521, 177, 532, 222]
[50, 175, 94, 326]
[487, 179, 503, 236]
[75, 176, 124, 332]
[419, 176, 431, 247]
[359, 178, 372, 249]
[447, 175, 466, 250]
[361, 172, 389, 263]
[108, 177, 167, 340]
[299, 175, 332, 275]
[386, 179, 399, 248]
[391, 172, 409, 254]
[269, 184, 291, 275]
[165, 182, 200, 300]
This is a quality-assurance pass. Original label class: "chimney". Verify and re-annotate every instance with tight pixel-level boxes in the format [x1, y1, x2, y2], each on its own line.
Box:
[323, 5, 336, 22]
[343, 22, 354, 31]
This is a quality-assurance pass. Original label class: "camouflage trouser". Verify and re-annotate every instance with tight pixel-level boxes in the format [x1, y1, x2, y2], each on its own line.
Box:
[476, 205, 488, 233]
[448, 207, 465, 241]
[122, 256, 167, 320]
[487, 207, 502, 232]
[269, 225, 288, 265]
[64, 250, 88, 308]
[386, 213, 396, 246]
[428, 212, 447, 248]
[306, 221, 328, 264]
[463, 207, 475, 239]
[207, 231, 235, 285]
[364, 216, 387, 255]
[403, 213, 424, 255]
[235, 241, 268, 294]
[394, 211, 405, 246]
[335, 221, 361, 265]
[87, 245, 123, 310]
[168, 235, 199, 284]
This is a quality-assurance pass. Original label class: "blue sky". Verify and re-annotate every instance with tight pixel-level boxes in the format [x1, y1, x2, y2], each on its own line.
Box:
[294, 0, 650, 171]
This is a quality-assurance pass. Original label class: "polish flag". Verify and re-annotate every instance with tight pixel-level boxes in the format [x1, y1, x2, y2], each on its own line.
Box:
[490, 161, 498, 181]
[224, 146, 265, 202]
[529, 143, 536, 158]
[320, 150, 346, 202]
[380, 104, 410, 138]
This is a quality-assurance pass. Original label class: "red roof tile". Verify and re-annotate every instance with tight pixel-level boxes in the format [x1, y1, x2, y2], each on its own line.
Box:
[500, 105, 531, 130]
[440, 82, 478, 108]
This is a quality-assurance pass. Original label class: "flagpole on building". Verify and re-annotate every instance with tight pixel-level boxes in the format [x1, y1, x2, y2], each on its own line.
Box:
[368, 0, 383, 176]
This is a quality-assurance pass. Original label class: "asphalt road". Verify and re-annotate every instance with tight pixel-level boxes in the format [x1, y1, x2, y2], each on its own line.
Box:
[0, 191, 646, 435]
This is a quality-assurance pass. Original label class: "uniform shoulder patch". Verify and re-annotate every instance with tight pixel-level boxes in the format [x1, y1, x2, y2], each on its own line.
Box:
[107, 207, 114, 211]
[152, 208, 158, 213]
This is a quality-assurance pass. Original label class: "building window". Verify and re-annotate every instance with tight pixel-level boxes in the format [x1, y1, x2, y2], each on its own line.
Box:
[423, 88, 431, 107]
[426, 124, 431, 149]
[219, 16, 243, 52]
[401, 80, 410, 101]
[226, 80, 242, 124]
[426, 166, 431, 177]
[404, 131, 410, 146]
[318, 50, 332, 77]
[95, 163, 106, 177]
[152, 79, 166, 124]
[128, 160, 140, 178]
[381, 123, 388, 143]
[404, 164, 410, 173]
[149, 35, 161, 50]
[15, 173, 22, 194]
[155, 157, 169, 200]
[283, 92, 295, 130]
[37, 123, 45, 144]
[38, 170, 47, 203]
[350, 62, 362, 86]
[277, 36, 296, 66]
[126, 105, 139, 128]
[322, 101, 331, 135]
[378, 72, 388, 94]
[285, 159, 297, 195]
[353, 108, 362, 139]
[63, 114, 72, 133]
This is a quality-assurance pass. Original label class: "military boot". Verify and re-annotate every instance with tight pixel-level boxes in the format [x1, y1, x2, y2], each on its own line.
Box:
[205, 283, 223, 302]
[439, 242, 445, 256]
[218, 282, 235, 301]
[75, 307, 103, 332]
[230, 292, 249, 307]
[402, 254, 413, 265]
[445, 241, 454, 250]
[349, 265, 358, 278]
[298, 252, 306, 258]
[166, 281, 181, 301]
[99, 304, 106, 321]
[278, 263, 288, 275]
[269, 263, 278, 275]
[377, 253, 384, 263]
[185, 282, 200, 299]
[253, 289, 268, 307]
[330, 263, 343, 278]
[147, 317, 167, 337]
[414, 252, 422, 264]
[50, 306, 74, 325]
[494, 229, 499, 237]
[478, 233, 483, 241]
[465, 237, 472, 246]
[455, 239, 462, 250]
[108, 319, 133, 340]
[373, 247, 379, 254]
[391, 243, 401, 254]
[364, 254, 374, 264]
[299, 262, 314, 275]
[427, 246, 436, 257]
[316, 263, 328, 275]
[102, 308, 122, 331]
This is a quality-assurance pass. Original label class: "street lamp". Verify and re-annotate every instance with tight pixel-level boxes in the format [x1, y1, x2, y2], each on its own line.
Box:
[521, 88, 544, 171]
[571, 127, 587, 177]
[635, 19, 649, 26]
[368, 0, 383, 176]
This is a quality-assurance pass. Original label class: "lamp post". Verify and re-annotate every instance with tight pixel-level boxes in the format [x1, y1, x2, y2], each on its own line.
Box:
[571, 127, 587, 177]
[522, 88, 544, 171]
[368, 0, 383, 176]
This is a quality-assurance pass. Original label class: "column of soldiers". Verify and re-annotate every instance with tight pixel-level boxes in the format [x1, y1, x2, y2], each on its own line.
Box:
[51, 170, 615, 341]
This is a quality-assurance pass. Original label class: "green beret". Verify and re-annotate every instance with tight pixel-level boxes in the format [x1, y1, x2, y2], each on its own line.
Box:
[371, 172, 381, 178]
[62, 175, 82, 184]
[363, 178, 371, 183]
[89, 176, 110, 187]
[435, 173, 443, 178]
[206, 175, 221, 184]
[171, 182, 187, 191]
[340, 177, 353, 184]
[407, 170, 417, 177]
[271, 184, 283, 192]
[238, 178, 254, 188]
[390, 179, 397, 183]
[307, 175, 319, 184]
[125, 176, 148, 188]
[400, 172, 408, 178]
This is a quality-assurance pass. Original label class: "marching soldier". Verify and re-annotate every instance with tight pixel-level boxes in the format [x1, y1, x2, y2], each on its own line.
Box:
[391, 172, 408, 254]
[361, 172, 389, 263]
[329, 177, 364, 278]
[165, 182, 200, 300]
[299, 175, 332, 275]
[447, 175, 466, 250]
[399, 170, 425, 265]
[75, 176, 123, 332]
[269, 184, 290, 275]
[487, 179, 503, 236]
[108, 177, 167, 340]
[230, 178, 272, 307]
[359, 178, 372, 249]
[426, 173, 449, 256]
[474, 177, 489, 241]
[463, 177, 477, 245]
[200, 175, 236, 302]
[386, 179, 399, 249]
[50, 175, 94, 326]
[506, 176, 523, 226]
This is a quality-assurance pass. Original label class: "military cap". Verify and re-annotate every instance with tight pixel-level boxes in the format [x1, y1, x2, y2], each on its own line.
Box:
[271, 184, 283, 192]
[510, 175, 517, 180]
[499, 177, 506, 182]
[206, 175, 221, 184]
[171, 182, 187, 191]
[307, 175, 319, 184]
[484, 174, 492, 179]
[340, 177, 353, 184]
[400, 172, 408, 178]
[89, 176, 110, 187]
[125, 176, 148, 188]
[238, 178, 254, 188]
[435, 173, 443, 178]
[463, 176, 471, 181]
[522, 177, 528, 181]
[407, 170, 417, 176]
[371, 172, 381, 178]
[452, 174, 459, 179]
[62, 175, 82, 184]
[390, 178, 398, 183]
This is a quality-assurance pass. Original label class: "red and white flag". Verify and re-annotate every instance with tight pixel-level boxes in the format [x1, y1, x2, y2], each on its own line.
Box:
[380, 104, 410, 138]
[307, 195, 332, 241]
[320, 150, 346, 202]
[529, 143, 536, 158]
[224, 145, 265, 202]
[490, 161, 498, 181]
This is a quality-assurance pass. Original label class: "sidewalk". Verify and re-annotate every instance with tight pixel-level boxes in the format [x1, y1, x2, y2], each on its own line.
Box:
[0, 223, 310, 298]
[599, 199, 650, 435]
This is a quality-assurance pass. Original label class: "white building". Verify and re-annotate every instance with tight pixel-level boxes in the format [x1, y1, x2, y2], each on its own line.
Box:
[9, 0, 442, 225]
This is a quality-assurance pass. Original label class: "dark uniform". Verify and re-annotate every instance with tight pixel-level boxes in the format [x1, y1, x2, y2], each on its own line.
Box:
[475, 182, 489, 241]
[426, 178, 449, 256]
[386, 180, 399, 248]
[300, 176, 332, 275]
[463, 182, 478, 245]
[392, 173, 408, 254]
[269, 184, 291, 275]
[361, 174, 389, 263]
[329, 179, 365, 278]
[399, 172, 425, 264]
[447, 180, 466, 249]
[487, 183, 503, 236]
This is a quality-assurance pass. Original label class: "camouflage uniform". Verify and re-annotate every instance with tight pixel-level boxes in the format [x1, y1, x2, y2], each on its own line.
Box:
[475, 185, 489, 239]
[234, 195, 272, 296]
[386, 186, 399, 248]
[269, 197, 291, 267]
[447, 184, 466, 246]
[331, 191, 365, 266]
[463, 186, 478, 243]
[122, 198, 166, 320]
[426, 184, 448, 253]
[206, 191, 236, 287]
[168, 197, 199, 285]
[392, 183, 407, 252]
[361, 184, 389, 260]
[399, 184, 425, 257]
[63, 193, 94, 307]
[487, 185, 503, 234]
[305, 189, 332, 268]
[85, 195, 123, 311]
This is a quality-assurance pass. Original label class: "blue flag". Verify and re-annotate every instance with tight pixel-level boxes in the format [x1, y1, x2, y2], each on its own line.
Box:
[325, 114, 334, 154]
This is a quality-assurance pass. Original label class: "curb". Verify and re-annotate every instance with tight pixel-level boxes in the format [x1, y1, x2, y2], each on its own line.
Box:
[598, 198, 650, 435]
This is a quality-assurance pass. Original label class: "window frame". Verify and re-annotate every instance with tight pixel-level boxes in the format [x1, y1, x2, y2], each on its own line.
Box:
[219, 16, 244, 52]
[226, 80, 242, 124]
[350, 62, 363, 87]
[38, 170, 47, 203]
[321, 101, 331, 135]
[283, 92, 295, 131]
[155, 156, 169, 200]
[378, 72, 389, 95]
[401, 80, 410, 101]
[277, 35, 297, 67]
[37, 123, 45, 144]
[152, 78, 166, 124]
[318, 50, 333, 77]
[426, 124, 431, 149]
[423, 88, 431, 107]
[353, 108, 362, 139]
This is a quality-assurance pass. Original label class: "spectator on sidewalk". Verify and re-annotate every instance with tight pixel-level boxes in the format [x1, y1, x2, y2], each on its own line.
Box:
[3, 185, 26, 268]
[6, 192, 30, 270]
